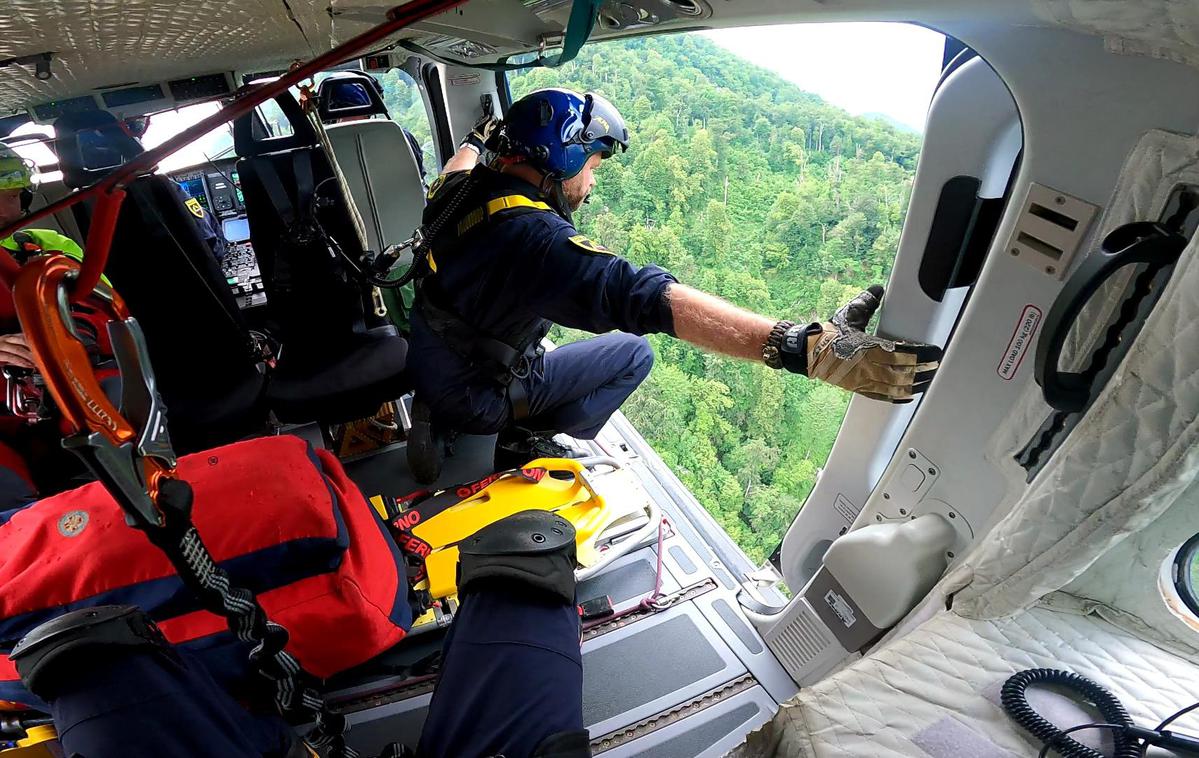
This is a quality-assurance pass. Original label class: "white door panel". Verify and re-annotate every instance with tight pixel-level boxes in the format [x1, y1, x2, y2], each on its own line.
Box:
[779, 54, 1022, 589]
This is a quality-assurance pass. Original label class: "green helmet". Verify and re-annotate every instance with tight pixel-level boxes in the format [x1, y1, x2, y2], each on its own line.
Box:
[0, 146, 33, 191]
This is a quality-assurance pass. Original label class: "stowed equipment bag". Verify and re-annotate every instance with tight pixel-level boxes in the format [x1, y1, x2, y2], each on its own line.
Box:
[0, 435, 413, 708]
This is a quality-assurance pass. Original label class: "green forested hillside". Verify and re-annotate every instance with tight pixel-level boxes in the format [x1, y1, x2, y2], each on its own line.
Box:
[385, 33, 924, 564]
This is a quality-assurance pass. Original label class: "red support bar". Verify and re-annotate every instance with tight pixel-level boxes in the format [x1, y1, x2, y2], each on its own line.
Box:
[0, 0, 467, 290]
[73, 187, 125, 299]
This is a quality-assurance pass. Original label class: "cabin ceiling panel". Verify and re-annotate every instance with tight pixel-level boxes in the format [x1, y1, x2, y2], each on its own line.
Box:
[0, 0, 422, 116]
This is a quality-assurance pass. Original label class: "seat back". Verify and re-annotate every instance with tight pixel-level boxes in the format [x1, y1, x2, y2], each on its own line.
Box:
[107, 175, 266, 448]
[54, 112, 265, 450]
[326, 120, 426, 255]
[234, 93, 381, 354]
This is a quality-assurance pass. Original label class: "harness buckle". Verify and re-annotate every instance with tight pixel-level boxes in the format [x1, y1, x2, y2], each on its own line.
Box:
[12, 255, 177, 530]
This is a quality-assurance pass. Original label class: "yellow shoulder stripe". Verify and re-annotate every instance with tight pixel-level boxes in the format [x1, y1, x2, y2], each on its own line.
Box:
[485, 195, 552, 215]
[567, 234, 613, 255]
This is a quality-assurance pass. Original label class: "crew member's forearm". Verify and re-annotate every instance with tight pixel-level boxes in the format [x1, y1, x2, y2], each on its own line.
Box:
[666, 283, 775, 362]
[441, 146, 480, 176]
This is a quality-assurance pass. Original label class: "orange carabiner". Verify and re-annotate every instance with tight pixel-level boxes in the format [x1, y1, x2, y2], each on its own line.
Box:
[12, 255, 175, 516]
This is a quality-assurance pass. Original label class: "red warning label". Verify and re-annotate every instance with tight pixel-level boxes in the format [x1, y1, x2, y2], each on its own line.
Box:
[998, 304, 1043, 380]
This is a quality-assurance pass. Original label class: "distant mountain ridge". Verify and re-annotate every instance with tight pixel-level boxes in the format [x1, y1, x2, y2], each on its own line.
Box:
[861, 111, 921, 134]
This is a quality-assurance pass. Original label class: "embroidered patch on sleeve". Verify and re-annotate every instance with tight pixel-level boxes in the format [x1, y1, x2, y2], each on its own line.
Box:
[567, 234, 613, 255]
[184, 197, 205, 219]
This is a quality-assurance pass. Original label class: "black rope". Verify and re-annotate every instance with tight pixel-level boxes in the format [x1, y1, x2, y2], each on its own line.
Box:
[143, 478, 358, 757]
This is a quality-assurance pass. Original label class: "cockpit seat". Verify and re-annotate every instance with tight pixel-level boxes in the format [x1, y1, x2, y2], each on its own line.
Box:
[234, 93, 410, 423]
[267, 329, 408, 422]
[53, 111, 268, 451]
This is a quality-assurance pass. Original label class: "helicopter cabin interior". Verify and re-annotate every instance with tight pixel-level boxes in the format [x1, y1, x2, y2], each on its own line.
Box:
[2, 0, 1199, 756]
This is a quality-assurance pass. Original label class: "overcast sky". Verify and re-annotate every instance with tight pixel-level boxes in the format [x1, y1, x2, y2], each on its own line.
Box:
[701, 23, 946, 132]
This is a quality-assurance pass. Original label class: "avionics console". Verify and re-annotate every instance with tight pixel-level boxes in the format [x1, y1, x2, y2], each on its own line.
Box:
[172, 160, 265, 310]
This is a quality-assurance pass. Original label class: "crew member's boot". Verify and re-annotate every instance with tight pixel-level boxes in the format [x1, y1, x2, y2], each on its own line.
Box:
[407, 396, 447, 484]
[493, 425, 582, 471]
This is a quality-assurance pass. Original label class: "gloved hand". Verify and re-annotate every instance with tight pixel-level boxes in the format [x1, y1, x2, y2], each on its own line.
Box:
[784, 285, 942, 403]
[459, 113, 501, 154]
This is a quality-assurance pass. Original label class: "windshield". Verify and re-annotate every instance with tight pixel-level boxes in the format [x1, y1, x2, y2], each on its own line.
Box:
[143, 102, 235, 172]
[2, 101, 236, 185]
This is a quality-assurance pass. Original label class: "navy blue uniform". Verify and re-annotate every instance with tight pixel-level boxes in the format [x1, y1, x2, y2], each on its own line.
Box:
[410, 166, 676, 437]
[27, 582, 583, 758]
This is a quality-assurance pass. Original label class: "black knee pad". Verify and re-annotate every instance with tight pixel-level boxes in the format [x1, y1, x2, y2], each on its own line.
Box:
[10, 605, 170, 701]
[533, 729, 592, 757]
[457, 510, 577, 605]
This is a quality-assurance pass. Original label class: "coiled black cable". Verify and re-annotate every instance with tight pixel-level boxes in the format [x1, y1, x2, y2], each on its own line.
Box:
[1001, 669, 1139, 758]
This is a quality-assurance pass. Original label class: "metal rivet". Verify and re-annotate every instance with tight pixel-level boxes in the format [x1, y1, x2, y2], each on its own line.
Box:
[928, 468, 936, 475]
[899, 508, 907, 515]
[1054, 196, 1066, 205]
[208, 456, 219, 465]
[883, 492, 891, 500]
[948, 512, 956, 519]
[532, 533, 546, 543]
[947, 551, 955, 558]
[1045, 266, 1056, 275]
[876, 514, 883, 522]
[908, 450, 917, 459]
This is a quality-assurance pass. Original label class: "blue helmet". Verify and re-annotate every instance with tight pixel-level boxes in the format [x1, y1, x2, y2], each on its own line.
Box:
[499, 88, 628, 180]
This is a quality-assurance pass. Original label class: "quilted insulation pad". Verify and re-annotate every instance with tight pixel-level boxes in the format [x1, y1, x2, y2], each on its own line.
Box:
[731, 606, 1199, 758]
[950, 130, 1199, 621]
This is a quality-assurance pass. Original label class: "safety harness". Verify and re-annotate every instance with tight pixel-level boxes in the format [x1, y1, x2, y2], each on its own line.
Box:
[413, 170, 562, 420]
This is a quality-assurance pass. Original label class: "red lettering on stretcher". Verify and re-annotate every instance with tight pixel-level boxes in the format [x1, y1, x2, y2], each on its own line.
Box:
[393, 510, 422, 530]
[397, 532, 432, 559]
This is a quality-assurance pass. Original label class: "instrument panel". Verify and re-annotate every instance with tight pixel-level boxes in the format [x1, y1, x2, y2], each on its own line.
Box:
[172, 160, 265, 310]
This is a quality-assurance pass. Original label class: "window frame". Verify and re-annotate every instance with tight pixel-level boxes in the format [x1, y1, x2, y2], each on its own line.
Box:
[1172, 532, 1199, 618]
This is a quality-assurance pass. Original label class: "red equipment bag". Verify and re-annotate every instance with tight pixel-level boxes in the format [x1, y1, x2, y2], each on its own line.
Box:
[0, 435, 412, 708]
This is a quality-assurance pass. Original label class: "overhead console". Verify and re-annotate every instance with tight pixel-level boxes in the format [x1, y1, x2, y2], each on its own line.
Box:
[398, 0, 711, 66]
[172, 158, 265, 310]
[29, 71, 236, 123]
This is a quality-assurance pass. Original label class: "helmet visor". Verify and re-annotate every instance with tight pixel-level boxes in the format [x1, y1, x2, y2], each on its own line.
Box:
[579, 93, 628, 159]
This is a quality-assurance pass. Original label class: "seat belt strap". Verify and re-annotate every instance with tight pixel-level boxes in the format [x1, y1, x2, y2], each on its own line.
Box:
[509, 375, 531, 421]
[256, 159, 297, 227]
[293, 150, 315, 211]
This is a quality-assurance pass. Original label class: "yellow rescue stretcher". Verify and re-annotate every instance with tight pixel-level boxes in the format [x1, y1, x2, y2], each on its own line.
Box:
[371, 455, 659, 630]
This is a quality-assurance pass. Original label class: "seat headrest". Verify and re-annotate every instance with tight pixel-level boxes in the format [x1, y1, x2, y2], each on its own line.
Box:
[54, 110, 145, 190]
[316, 72, 390, 123]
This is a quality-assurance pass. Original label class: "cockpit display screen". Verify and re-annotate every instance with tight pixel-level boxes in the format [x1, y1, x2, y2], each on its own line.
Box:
[178, 176, 208, 208]
[222, 216, 251, 243]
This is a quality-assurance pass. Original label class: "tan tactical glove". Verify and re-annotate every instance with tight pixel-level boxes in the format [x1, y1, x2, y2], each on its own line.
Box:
[772, 286, 942, 403]
[460, 113, 501, 154]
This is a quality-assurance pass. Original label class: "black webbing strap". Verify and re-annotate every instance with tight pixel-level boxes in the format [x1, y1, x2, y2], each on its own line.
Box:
[508, 377, 531, 421]
[416, 280, 529, 380]
[293, 150, 315, 213]
[139, 479, 357, 757]
[255, 158, 298, 228]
